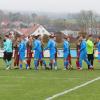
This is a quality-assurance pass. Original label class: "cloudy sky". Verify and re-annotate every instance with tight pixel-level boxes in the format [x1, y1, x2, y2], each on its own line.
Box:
[0, 0, 99, 13]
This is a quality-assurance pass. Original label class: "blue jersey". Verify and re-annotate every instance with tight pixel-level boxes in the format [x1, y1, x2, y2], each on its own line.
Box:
[33, 39, 42, 52]
[19, 40, 26, 53]
[80, 40, 87, 54]
[45, 39, 56, 55]
[19, 40, 26, 60]
[63, 40, 70, 58]
[5, 39, 13, 53]
[97, 42, 100, 52]
[33, 39, 42, 59]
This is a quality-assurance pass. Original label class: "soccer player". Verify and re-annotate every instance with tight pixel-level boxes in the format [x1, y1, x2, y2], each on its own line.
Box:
[63, 35, 70, 70]
[79, 35, 93, 70]
[13, 37, 20, 68]
[76, 36, 81, 69]
[96, 37, 100, 62]
[19, 35, 29, 69]
[67, 36, 73, 69]
[27, 36, 33, 68]
[37, 36, 47, 70]
[33, 35, 42, 70]
[44, 33, 57, 70]
[4, 34, 13, 70]
[87, 35, 94, 69]
[3, 38, 7, 63]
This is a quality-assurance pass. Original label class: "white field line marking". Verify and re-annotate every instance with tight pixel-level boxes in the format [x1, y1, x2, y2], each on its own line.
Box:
[46, 77, 100, 100]
[0, 76, 80, 80]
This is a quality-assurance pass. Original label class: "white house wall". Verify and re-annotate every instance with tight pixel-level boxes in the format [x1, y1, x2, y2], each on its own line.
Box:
[31, 26, 50, 36]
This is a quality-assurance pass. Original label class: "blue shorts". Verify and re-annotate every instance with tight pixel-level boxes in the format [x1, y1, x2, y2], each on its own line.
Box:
[80, 53, 87, 60]
[19, 52, 25, 61]
[50, 54, 55, 60]
[64, 53, 69, 59]
[39, 52, 43, 60]
[98, 53, 100, 61]
[34, 51, 41, 60]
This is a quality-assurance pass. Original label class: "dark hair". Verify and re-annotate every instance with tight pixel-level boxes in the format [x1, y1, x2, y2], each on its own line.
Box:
[5, 35, 9, 38]
[3, 39, 6, 42]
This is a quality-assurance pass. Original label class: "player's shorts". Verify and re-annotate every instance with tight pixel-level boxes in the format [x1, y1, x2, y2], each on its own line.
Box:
[50, 54, 55, 60]
[39, 52, 43, 60]
[19, 52, 25, 61]
[3, 52, 7, 61]
[34, 51, 41, 60]
[80, 53, 87, 60]
[98, 52, 100, 61]
[6, 52, 13, 61]
[64, 53, 69, 59]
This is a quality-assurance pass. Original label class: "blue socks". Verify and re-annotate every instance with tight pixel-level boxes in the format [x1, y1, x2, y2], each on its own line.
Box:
[34, 60, 38, 70]
[20, 64, 22, 69]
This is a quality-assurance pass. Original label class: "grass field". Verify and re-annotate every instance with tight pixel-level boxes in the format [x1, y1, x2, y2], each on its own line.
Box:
[0, 59, 100, 100]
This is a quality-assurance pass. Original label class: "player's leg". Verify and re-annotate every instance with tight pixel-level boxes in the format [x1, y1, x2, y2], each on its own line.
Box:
[6, 53, 12, 70]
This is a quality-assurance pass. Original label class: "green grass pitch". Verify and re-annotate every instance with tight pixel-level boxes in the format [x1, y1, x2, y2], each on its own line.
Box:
[0, 58, 100, 100]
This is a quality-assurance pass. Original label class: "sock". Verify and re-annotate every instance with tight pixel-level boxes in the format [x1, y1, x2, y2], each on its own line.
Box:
[20, 64, 22, 69]
[34, 60, 38, 70]
[49, 62, 52, 69]
[54, 62, 57, 67]
[43, 60, 46, 67]
[26, 64, 29, 69]
[64, 62, 67, 68]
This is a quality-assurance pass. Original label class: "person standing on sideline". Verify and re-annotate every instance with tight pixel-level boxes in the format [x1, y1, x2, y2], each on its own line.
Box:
[63, 35, 70, 70]
[19, 35, 29, 70]
[79, 35, 93, 70]
[87, 35, 94, 69]
[44, 33, 57, 70]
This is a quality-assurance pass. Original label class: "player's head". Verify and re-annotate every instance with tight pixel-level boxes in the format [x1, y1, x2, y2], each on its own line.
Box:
[19, 35, 24, 41]
[97, 36, 100, 42]
[79, 35, 86, 41]
[88, 34, 93, 40]
[34, 34, 41, 39]
[28, 35, 33, 41]
[49, 33, 56, 39]
[64, 34, 70, 41]
[5, 35, 9, 39]
[9, 32, 13, 39]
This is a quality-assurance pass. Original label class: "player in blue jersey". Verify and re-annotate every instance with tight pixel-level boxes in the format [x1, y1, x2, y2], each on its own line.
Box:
[19, 35, 29, 69]
[96, 37, 100, 62]
[63, 35, 70, 70]
[44, 33, 57, 70]
[33, 35, 42, 70]
[79, 35, 93, 70]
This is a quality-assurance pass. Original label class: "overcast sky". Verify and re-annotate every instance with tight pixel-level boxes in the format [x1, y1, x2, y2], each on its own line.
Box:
[0, 0, 99, 13]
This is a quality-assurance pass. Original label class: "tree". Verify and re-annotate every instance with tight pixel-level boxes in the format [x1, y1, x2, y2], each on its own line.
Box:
[77, 10, 97, 34]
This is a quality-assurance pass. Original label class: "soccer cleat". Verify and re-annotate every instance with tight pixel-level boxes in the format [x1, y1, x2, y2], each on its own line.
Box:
[54, 66, 58, 70]
[26, 66, 30, 70]
[63, 68, 67, 70]
[6, 66, 10, 70]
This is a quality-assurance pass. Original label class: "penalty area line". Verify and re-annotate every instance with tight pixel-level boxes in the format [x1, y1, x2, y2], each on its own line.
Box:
[46, 77, 100, 100]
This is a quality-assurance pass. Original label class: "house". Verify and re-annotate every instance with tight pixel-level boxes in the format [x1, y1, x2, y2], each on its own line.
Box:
[61, 30, 79, 38]
[30, 24, 50, 36]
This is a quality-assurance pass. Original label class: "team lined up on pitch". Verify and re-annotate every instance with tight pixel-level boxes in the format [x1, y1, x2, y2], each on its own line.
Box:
[3, 33, 100, 70]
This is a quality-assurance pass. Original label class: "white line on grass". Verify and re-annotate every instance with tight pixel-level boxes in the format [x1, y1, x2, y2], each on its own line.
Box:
[0, 76, 80, 80]
[46, 77, 100, 100]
